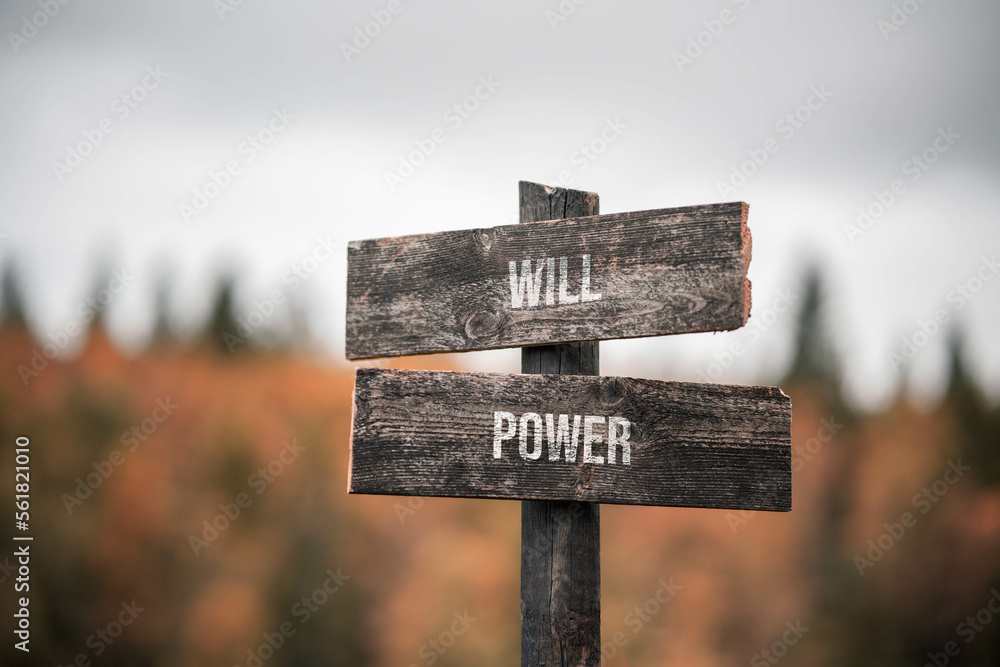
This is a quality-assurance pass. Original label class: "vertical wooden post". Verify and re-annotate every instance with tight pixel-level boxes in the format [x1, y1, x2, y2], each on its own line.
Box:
[519, 181, 601, 667]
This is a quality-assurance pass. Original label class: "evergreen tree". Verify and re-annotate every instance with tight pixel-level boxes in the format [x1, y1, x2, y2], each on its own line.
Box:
[780, 263, 869, 664]
[84, 264, 113, 336]
[150, 270, 174, 347]
[782, 264, 848, 416]
[0, 258, 28, 329]
[944, 331, 1000, 485]
[204, 274, 246, 354]
[786, 266, 833, 380]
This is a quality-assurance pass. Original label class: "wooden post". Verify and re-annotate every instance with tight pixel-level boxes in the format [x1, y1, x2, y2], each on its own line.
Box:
[345, 179, 791, 664]
[520, 181, 601, 667]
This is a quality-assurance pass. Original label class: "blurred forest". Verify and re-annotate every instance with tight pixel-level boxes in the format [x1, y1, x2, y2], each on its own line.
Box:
[1, 259, 999, 667]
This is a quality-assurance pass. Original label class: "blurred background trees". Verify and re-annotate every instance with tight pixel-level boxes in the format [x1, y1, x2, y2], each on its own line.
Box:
[0, 259, 998, 666]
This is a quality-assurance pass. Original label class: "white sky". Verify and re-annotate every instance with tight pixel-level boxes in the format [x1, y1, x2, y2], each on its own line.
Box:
[1, 0, 998, 410]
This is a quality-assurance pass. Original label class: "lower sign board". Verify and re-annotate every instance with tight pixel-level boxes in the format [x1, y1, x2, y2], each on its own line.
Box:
[349, 368, 792, 511]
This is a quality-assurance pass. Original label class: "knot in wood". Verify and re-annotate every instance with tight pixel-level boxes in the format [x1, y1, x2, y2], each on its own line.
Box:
[629, 421, 644, 444]
[560, 610, 581, 635]
[599, 376, 629, 406]
[474, 227, 494, 253]
[573, 465, 595, 492]
[462, 306, 508, 341]
[675, 291, 708, 315]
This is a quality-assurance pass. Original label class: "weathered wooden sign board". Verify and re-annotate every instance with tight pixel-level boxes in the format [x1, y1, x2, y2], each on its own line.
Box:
[345, 201, 750, 359]
[344, 180, 791, 667]
[349, 368, 791, 510]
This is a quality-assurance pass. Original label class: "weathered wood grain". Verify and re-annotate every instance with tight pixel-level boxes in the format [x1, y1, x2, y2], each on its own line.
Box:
[519, 181, 601, 667]
[345, 197, 751, 359]
[348, 368, 792, 511]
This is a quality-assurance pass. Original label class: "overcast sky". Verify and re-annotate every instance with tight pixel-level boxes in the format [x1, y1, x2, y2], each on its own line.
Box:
[1, 0, 998, 410]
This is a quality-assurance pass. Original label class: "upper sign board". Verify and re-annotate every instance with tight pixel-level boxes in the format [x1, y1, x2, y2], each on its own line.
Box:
[345, 202, 751, 359]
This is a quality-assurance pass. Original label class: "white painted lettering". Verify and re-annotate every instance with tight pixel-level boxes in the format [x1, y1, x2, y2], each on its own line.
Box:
[559, 256, 579, 304]
[519, 412, 543, 460]
[493, 411, 516, 458]
[545, 413, 581, 462]
[493, 411, 630, 465]
[546, 257, 556, 305]
[507, 255, 602, 309]
[583, 415, 605, 463]
[580, 254, 602, 302]
[608, 416, 630, 464]
[509, 260, 545, 309]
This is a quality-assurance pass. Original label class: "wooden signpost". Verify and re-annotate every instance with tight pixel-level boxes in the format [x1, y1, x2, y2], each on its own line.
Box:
[345, 181, 792, 666]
